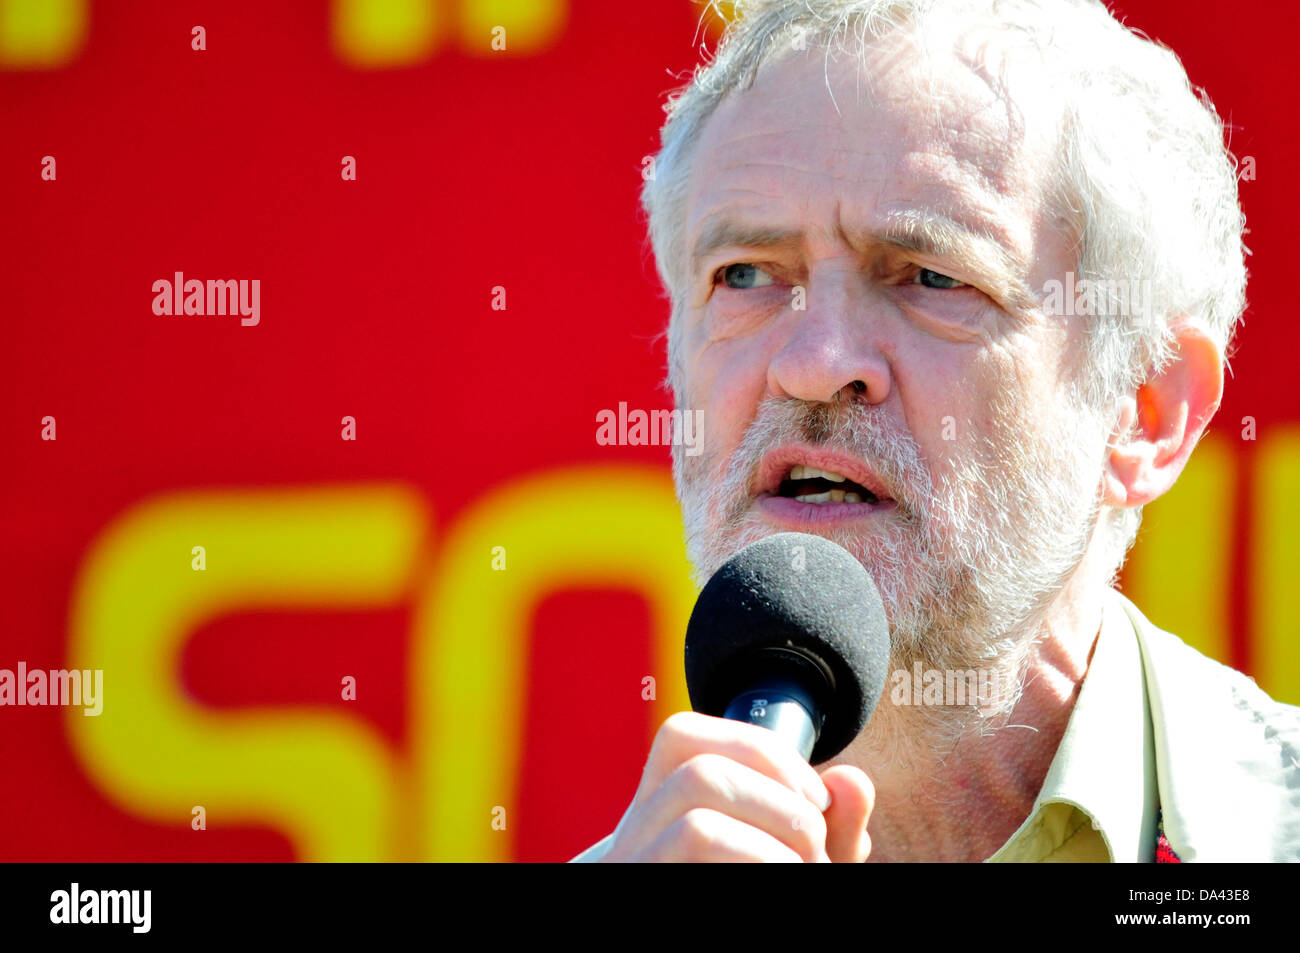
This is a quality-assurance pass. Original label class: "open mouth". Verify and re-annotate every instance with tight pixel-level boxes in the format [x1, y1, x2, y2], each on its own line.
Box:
[777, 465, 881, 504]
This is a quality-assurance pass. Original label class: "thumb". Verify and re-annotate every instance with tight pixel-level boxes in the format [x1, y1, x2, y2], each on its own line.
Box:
[819, 764, 874, 862]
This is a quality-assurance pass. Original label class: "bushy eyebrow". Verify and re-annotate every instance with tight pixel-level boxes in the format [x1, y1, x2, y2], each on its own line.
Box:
[690, 221, 802, 276]
[689, 208, 1034, 312]
[872, 209, 1030, 307]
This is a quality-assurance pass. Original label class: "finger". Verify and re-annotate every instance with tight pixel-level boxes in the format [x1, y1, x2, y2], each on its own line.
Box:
[640, 712, 832, 810]
[631, 753, 829, 862]
[820, 764, 874, 862]
[642, 808, 806, 863]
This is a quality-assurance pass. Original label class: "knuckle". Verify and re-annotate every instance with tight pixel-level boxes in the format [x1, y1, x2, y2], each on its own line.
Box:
[672, 753, 724, 796]
[676, 808, 720, 851]
[649, 712, 702, 764]
[660, 710, 698, 739]
[645, 712, 698, 773]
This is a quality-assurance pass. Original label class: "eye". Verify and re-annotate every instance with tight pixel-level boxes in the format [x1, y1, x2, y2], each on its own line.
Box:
[715, 263, 775, 289]
[912, 268, 967, 290]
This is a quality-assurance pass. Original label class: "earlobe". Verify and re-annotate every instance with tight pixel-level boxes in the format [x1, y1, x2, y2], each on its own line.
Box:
[1100, 321, 1223, 509]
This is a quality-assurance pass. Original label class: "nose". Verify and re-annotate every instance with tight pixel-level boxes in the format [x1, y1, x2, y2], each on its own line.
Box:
[766, 267, 892, 405]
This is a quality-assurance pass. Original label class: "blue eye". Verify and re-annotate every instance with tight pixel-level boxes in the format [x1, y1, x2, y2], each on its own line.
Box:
[914, 268, 966, 289]
[717, 263, 774, 289]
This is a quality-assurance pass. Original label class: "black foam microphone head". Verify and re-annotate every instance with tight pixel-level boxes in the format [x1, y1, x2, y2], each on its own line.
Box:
[684, 532, 891, 765]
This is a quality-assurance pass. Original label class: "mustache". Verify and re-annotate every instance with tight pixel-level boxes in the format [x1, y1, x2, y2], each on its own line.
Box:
[724, 396, 932, 519]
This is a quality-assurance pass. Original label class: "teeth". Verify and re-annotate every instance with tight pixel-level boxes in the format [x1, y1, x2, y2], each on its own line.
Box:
[788, 465, 848, 483]
[794, 489, 868, 504]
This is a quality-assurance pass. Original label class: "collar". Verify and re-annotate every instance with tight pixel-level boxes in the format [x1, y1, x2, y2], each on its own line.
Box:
[1120, 590, 1300, 861]
[987, 587, 1159, 862]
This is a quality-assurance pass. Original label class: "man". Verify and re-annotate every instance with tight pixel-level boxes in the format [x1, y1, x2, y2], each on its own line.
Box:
[575, 0, 1300, 861]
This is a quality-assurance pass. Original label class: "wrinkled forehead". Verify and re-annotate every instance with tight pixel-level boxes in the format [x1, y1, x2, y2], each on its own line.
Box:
[682, 23, 1067, 249]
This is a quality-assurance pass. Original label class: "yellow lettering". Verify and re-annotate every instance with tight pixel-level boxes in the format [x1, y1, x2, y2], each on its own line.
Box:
[1252, 431, 1300, 703]
[458, 0, 566, 56]
[410, 465, 695, 861]
[1125, 436, 1234, 665]
[332, 0, 438, 67]
[66, 485, 426, 860]
[0, 0, 86, 68]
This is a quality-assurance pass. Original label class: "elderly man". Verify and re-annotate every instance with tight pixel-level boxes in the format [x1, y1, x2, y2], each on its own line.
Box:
[574, 0, 1300, 862]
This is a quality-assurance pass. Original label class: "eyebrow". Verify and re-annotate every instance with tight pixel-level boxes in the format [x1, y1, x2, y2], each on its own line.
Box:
[689, 209, 1034, 312]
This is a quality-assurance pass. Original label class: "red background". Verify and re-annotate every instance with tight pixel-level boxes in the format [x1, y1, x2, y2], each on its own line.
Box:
[2, 0, 1296, 861]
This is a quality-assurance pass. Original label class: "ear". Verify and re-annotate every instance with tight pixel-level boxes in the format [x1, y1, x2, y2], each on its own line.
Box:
[1101, 320, 1223, 508]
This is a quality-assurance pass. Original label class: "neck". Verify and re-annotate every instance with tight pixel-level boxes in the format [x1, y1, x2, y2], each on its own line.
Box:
[839, 568, 1107, 863]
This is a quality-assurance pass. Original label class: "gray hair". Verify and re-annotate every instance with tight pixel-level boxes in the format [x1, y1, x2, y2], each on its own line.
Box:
[642, 0, 1247, 567]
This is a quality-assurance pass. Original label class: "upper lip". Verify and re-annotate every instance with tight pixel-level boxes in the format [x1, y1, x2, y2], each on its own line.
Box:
[754, 445, 896, 501]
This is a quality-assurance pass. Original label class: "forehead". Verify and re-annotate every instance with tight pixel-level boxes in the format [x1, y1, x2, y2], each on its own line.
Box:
[682, 28, 1063, 263]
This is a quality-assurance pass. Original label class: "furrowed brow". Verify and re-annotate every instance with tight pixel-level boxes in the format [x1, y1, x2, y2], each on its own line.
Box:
[689, 220, 803, 277]
[687, 210, 1035, 313]
[872, 210, 1033, 311]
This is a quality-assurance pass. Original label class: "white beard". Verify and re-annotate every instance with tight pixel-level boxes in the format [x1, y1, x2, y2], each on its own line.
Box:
[673, 391, 1105, 761]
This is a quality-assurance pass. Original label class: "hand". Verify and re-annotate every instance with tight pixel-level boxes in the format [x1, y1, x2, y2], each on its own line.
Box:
[598, 711, 874, 862]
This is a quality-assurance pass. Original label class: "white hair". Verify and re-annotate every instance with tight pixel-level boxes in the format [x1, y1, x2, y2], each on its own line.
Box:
[642, 0, 1247, 570]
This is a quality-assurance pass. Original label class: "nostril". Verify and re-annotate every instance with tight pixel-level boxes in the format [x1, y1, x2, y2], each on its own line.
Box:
[851, 380, 867, 393]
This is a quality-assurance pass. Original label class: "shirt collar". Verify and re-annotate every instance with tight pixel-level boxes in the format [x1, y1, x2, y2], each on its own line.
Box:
[987, 587, 1159, 862]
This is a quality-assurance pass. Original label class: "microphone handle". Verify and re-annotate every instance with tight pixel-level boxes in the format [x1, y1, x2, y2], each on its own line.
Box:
[723, 675, 822, 762]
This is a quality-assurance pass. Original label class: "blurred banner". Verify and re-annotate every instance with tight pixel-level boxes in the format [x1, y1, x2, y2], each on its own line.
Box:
[2, 0, 1297, 861]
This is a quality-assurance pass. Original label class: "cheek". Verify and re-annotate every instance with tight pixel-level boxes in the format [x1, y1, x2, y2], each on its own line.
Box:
[938, 330, 1046, 430]
[890, 336, 989, 444]
[888, 337, 1030, 502]
[685, 334, 773, 461]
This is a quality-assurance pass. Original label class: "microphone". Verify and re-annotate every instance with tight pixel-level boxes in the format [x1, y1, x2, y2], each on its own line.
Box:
[683, 532, 890, 765]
